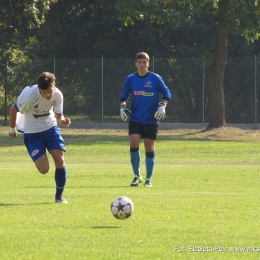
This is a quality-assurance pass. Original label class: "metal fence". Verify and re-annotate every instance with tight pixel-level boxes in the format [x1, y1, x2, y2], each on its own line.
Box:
[1, 56, 260, 125]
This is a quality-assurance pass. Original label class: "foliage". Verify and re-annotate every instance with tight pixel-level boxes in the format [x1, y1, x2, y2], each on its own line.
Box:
[114, 0, 260, 41]
[1, 56, 260, 125]
[0, 0, 57, 29]
[0, 0, 57, 59]
[36, 0, 175, 58]
[2, 1, 260, 127]
[2, 0, 260, 60]
[111, 0, 260, 127]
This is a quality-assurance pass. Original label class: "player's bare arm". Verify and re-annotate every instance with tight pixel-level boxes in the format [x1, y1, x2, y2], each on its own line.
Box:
[8, 105, 18, 137]
[55, 113, 71, 128]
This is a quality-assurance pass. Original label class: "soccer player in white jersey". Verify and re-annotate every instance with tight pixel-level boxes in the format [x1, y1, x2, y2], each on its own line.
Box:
[120, 52, 171, 187]
[8, 72, 71, 204]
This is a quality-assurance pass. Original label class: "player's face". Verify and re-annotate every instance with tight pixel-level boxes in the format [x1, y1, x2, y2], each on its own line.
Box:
[39, 86, 55, 100]
[135, 59, 149, 75]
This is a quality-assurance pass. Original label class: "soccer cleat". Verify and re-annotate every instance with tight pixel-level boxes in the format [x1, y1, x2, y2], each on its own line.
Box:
[144, 179, 152, 187]
[130, 176, 143, 186]
[55, 196, 68, 204]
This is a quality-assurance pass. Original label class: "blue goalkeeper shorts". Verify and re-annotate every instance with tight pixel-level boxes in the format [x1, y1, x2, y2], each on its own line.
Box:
[23, 126, 66, 162]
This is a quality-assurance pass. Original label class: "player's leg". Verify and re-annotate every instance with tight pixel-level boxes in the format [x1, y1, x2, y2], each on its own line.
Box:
[143, 124, 158, 187]
[24, 133, 49, 174]
[49, 149, 67, 203]
[50, 149, 65, 168]
[34, 154, 50, 174]
[144, 138, 156, 187]
[130, 133, 142, 178]
[45, 126, 68, 204]
[128, 121, 143, 186]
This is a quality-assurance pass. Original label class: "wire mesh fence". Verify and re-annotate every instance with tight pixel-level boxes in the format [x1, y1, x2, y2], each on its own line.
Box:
[1, 56, 260, 125]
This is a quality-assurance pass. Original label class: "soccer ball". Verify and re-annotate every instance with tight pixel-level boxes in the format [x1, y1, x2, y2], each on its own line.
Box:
[111, 196, 134, 220]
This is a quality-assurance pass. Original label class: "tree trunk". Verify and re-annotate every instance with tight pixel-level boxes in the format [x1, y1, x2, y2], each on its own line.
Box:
[207, 0, 229, 128]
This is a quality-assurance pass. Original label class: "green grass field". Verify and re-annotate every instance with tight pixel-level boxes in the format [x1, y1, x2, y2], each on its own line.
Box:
[1, 126, 260, 260]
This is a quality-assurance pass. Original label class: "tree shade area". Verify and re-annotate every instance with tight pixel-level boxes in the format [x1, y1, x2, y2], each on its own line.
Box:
[1, 0, 260, 127]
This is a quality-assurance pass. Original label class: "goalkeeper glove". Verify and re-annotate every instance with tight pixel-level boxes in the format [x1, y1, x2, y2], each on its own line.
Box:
[120, 104, 131, 122]
[154, 102, 166, 120]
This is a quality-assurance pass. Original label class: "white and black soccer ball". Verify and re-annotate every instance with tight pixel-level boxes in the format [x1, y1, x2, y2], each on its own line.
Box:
[111, 196, 134, 220]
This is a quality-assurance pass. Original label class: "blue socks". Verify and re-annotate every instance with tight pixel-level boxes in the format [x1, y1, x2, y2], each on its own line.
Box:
[55, 167, 67, 198]
[130, 149, 140, 177]
[130, 149, 155, 180]
[146, 151, 155, 180]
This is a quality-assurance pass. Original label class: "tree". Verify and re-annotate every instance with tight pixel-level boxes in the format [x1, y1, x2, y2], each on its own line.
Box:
[208, 0, 228, 128]
[113, 0, 260, 128]
[0, 0, 57, 59]
[36, 0, 176, 58]
[0, 0, 57, 115]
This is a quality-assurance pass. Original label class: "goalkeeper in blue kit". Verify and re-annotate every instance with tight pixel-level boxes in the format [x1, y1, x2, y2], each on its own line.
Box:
[120, 52, 171, 187]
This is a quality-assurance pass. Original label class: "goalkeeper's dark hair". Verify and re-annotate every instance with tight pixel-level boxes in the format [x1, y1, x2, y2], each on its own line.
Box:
[135, 52, 149, 62]
[37, 72, 56, 90]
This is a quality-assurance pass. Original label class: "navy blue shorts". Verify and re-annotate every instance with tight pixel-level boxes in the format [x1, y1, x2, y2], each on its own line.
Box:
[23, 126, 66, 162]
[128, 121, 158, 140]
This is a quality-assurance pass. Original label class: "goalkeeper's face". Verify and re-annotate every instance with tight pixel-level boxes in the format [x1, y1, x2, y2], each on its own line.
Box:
[39, 86, 55, 100]
[135, 58, 149, 76]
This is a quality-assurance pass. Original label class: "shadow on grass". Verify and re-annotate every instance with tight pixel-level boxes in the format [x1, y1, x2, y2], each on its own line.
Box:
[91, 225, 120, 229]
[0, 128, 215, 147]
[1, 127, 250, 148]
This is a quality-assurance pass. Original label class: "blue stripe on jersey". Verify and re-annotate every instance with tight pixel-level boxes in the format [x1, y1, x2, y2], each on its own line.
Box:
[14, 102, 19, 111]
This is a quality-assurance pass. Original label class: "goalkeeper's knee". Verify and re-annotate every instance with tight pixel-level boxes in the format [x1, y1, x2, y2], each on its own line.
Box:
[146, 151, 155, 158]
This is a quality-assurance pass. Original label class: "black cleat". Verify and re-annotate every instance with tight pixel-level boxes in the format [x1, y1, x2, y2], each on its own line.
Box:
[130, 176, 143, 186]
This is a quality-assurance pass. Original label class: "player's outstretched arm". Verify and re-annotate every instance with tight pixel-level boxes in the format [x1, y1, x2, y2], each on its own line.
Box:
[8, 105, 18, 137]
[55, 114, 71, 128]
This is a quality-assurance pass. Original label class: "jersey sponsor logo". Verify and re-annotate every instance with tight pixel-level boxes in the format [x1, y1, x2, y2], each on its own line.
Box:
[33, 104, 41, 113]
[134, 91, 146, 95]
[144, 92, 154, 96]
[32, 113, 50, 119]
[134, 91, 154, 96]
[144, 81, 152, 87]
[31, 149, 39, 157]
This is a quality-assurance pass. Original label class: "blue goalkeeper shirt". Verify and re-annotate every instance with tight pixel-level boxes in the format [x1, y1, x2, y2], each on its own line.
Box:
[120, 71, 171, 124]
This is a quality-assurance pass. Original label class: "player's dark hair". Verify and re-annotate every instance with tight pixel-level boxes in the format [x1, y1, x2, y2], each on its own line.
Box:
[37, 72, 56, 90]
[135, 52, 149, 62]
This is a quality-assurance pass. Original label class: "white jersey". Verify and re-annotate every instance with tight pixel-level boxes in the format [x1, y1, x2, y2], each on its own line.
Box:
[15, 85, 63, 133]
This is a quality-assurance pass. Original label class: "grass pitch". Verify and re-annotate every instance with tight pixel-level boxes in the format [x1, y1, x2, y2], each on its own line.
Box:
[0, 126, 260, 259]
